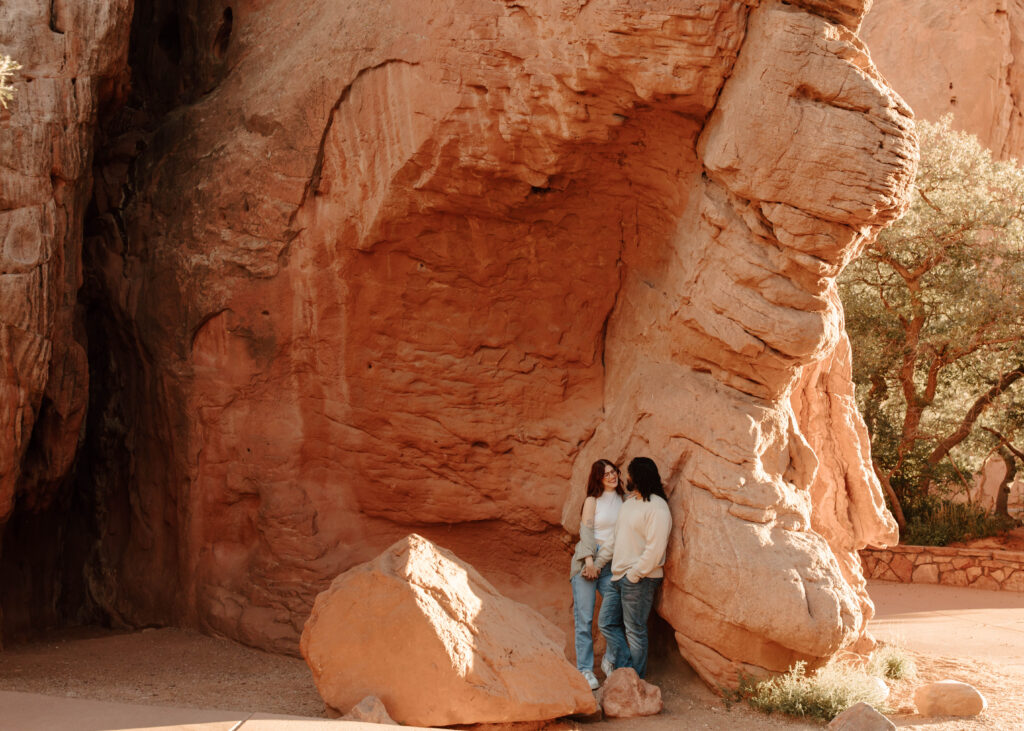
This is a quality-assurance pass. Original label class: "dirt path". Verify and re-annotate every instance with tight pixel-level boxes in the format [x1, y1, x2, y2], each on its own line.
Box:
[0, 582, 1022, 729]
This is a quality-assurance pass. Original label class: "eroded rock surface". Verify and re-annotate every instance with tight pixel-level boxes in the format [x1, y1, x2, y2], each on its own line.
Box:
[2, 0, 913, 693]
[565, 1, 914, 686]
[300, 534, 596, 726]
[0, 0, 131, 636]
[0, 1, 128, 523]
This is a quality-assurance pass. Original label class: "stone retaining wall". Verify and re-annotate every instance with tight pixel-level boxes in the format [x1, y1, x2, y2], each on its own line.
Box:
[861, 545, 1024, 592]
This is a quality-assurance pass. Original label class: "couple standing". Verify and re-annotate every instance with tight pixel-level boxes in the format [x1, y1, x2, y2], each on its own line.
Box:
[569, 457, 672, 690]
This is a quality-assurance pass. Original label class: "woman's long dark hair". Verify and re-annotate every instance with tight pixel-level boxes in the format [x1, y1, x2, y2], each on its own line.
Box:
[627, 457, 667, 502]
[586, 459, 624, 498]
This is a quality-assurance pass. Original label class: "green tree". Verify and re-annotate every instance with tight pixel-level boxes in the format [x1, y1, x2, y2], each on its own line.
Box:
[840, 117, 1024, 528]
[0, 55, 20, 109]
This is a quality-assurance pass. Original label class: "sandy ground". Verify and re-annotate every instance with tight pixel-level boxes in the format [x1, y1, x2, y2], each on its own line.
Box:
[0, 581, 1022, 729]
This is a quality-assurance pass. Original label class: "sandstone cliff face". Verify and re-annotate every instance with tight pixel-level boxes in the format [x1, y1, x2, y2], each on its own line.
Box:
[0, 0, 131, 634]
[864, 0, 1024, 159]
[0, 2, 129, 521]
[3, 0, 913, 689]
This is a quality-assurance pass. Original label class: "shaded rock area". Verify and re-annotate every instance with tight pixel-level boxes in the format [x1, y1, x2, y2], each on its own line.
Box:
[0, 0, 131, 641]
[300, 534, 596, 726]
[1, 0, 920, 695]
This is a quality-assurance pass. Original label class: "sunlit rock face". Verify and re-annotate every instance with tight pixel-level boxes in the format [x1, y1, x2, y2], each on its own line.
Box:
[562, 1, 913, 686]
[864, 0, 1024, 158]
[2, 0, 914, 688]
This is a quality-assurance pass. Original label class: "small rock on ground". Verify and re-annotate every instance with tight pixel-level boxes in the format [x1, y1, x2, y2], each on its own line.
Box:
[828, 701, 895, 730]
[599, 668, 662, 718]
[343, 695, 398, 725]
[914, 680, 987, 717]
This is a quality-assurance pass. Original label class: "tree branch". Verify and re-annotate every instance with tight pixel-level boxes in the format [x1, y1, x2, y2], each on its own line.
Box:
[922, 363, 1024, 489]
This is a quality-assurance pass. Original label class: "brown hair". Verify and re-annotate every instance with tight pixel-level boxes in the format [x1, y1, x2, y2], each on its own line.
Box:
[586, 459, 624, 499]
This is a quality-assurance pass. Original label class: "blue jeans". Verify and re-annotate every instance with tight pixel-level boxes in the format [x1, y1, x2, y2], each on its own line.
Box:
[605, 576, 661, 678]
[597, 577, 628, 673]
[570, 563, 615, 673]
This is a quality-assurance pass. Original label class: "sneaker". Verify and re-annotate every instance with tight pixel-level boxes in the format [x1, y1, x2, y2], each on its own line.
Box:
[601, 655, 615, 678]
[581, 670, 599, 690]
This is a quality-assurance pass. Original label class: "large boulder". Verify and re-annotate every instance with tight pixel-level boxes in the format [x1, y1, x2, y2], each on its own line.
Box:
[565, 0, 914, 688]
[300, 534, 596, 726]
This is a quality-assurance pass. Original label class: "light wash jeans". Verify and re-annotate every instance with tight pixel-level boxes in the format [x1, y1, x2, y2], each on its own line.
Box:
[570, 562, 615, 673]
[603, 576, 661, 678]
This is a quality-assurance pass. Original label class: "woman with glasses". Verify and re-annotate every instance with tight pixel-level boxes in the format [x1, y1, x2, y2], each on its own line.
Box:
[569, 459, 625, 690]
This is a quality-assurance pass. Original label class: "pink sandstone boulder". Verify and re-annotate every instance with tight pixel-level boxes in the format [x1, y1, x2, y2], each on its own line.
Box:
[793, 332, 900, 636]
[598, 668, 662, 718]
[913, 680, 988, 717]
[300, 534, 596, 726]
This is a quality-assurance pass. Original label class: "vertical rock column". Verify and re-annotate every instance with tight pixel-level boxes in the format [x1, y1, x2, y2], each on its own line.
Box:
[567, 0, 915, 688]
[0, 0, 131, 633]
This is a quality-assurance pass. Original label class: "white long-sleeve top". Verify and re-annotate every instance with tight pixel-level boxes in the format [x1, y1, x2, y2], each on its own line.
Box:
[595, 493, 672, 582]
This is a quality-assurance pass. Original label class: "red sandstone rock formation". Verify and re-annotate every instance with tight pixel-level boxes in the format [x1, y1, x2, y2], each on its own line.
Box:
[301, 534, 596, 725]
[0, 0, 131, 635]
[565, 2, 913, 686]
[2, 0, 915, 692]
[0, 2, 129, 523]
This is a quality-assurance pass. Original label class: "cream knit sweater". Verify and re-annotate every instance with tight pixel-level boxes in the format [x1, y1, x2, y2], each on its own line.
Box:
[595, 493, 672, 582]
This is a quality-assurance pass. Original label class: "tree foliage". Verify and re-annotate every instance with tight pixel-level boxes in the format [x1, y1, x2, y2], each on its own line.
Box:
[840, 116, 1024, 527]
[0, 55, 20, 110]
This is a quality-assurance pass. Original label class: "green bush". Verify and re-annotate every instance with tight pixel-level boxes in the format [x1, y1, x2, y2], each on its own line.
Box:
[901, 495, 1015, 546]
[744, 660, 889, 722]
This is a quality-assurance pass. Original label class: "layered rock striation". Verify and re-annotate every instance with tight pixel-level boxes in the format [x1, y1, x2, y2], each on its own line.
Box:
[2, 0, 914, 690]
[564, 2, 912, 685]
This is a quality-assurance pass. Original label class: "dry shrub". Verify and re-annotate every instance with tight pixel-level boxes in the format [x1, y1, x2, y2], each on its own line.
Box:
[744, 658, 891, 722]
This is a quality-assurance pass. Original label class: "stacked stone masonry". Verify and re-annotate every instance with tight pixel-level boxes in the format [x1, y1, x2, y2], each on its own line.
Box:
[862, 546, 1024, 592]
